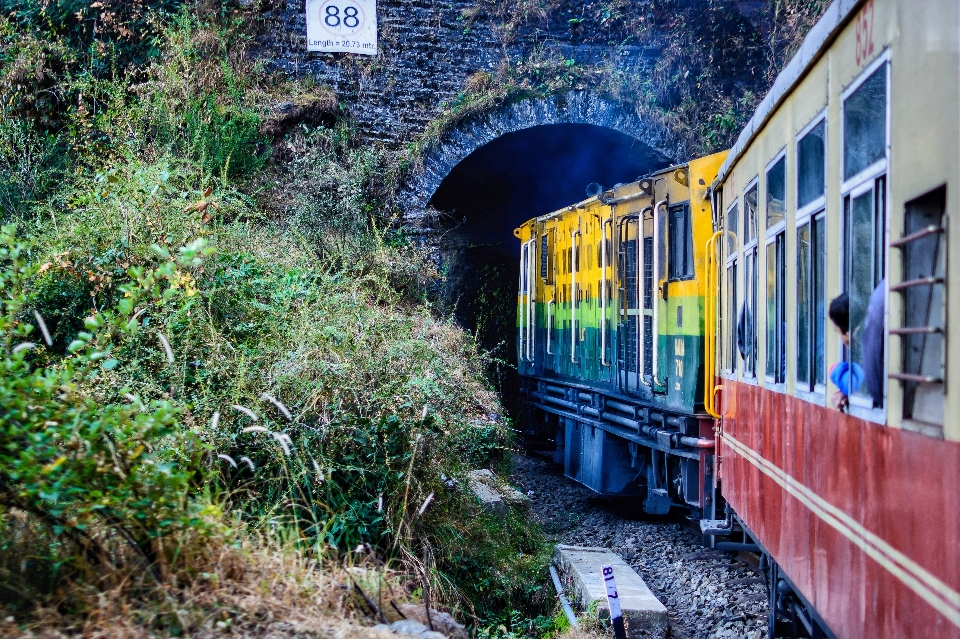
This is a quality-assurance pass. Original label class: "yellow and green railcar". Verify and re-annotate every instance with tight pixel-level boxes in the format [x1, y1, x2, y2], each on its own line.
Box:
[515, 152, 726, 515]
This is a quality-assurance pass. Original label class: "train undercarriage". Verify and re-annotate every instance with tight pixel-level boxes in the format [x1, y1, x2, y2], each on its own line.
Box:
[519, 374, 834, 639]
[518, 375, 717, 518]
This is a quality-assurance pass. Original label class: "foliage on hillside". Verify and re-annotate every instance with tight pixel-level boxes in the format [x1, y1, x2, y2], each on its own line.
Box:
[0, 0, 832, 635]
[0, 7, 554, 637]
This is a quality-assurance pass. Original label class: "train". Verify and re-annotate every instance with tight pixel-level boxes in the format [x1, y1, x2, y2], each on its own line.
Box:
[515, 1, 959, 637]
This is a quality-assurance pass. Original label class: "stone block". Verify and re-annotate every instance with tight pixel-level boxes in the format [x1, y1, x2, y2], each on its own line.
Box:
[553, 545, 668, 639]
[467, 469, 529, 515]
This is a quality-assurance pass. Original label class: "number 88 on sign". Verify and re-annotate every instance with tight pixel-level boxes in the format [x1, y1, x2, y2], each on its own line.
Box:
[306, 0, 378, 55]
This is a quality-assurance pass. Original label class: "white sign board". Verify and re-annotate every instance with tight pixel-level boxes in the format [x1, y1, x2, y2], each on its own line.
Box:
[306, 0, 377, 55]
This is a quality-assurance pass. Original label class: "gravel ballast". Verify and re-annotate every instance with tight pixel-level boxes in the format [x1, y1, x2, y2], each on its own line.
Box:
[511, 454, 769, 639]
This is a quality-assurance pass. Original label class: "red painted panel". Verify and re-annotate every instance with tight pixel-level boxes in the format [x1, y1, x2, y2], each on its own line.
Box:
[719, 381, 960, 639]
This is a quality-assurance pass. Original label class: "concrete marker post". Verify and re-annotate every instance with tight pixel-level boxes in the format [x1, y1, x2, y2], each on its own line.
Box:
[602, 564, 627, 639]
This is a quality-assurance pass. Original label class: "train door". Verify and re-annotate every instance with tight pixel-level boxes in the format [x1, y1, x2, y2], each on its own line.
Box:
[554, 218, 570, 376]
[642, 211, 655, 385]
[542, 225, 556, 373]
[653, 198, 669, 393]
[583, 211, 602, 381]
[518, 230, 536, 374]
[619, 215, 641, 392]
[599, 215, 615, 384]
[570, 215, 583, 378]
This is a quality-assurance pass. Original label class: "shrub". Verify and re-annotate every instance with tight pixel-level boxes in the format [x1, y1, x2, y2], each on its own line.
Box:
[184, 94, 270, 178]
[0, 226, 214, 605]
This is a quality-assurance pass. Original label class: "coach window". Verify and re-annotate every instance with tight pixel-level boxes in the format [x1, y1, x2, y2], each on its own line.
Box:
[740, 182, 759, 378]
[897, 187, 946, 434]
[841, 57, 888, 415]
[669, 203, 694, 280]
[725, 200, 739, 374]
[765, 154, 787, 385]
[796, 117, 826, 395]
[541, 230, 554, 284]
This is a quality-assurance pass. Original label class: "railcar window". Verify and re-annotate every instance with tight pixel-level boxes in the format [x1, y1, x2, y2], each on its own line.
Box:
[798, 120, 826, 208]
[726, 260, 738, 373]
[669, 204, 694, 279]
[899, 186, 946, 431]
[643, 236, 653, 308]
[840, 60, 889, 413]
[741, 185, 759, 378]
[842, 177, 886, 406]
[796, 215, 826, 391]
[797, 223, 811, 384]
[814, 217, 825, 386]
[744, 184, 759, 245]
[724, 201, 739, 374]
[742, 249, 758, 378]
[621, 222, 640, 383]
[843, 65, 887, 181]
[766, 157, 786, 228]
[726, 201, 739, 257]
[541, 232, 552, 283]
[765, 234, 786, 383]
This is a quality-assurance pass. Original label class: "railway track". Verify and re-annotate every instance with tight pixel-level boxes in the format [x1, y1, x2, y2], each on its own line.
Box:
[512, 454, 769, 639]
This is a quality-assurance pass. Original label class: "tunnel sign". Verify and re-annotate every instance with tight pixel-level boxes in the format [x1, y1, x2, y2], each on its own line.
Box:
[306, 0, 377, 55]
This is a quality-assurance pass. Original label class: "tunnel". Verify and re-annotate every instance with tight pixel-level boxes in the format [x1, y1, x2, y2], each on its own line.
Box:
[427, 123, 672, 416]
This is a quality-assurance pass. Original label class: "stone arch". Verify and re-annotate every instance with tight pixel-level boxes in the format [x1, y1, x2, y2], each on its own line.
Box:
[403, 90, 682, 214]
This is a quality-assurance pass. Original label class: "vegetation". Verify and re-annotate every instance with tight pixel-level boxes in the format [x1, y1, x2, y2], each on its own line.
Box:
[0, 0, 830, 635]
[0, 6, 555, 637]
[415, 0, 831, 160]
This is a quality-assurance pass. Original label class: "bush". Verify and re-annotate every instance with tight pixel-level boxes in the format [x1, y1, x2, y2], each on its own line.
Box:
[184, 95, 269, 178]
[0, 119, 65, 219]
[0, 226, 214, 606]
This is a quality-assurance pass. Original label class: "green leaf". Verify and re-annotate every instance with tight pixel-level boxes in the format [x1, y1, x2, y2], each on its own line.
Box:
[66, 340, 86, 352]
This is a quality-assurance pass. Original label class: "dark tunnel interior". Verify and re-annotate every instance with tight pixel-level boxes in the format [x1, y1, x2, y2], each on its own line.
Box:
[428, 123, 672, 418]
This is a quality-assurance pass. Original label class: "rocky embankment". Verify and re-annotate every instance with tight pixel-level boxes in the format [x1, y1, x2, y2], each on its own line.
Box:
[511, 455, 769, 639]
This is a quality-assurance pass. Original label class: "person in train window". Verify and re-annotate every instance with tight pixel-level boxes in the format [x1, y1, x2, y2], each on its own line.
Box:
[828, 293, 859, 410]
[860, 279, 886, 408]
[828, 285, 885, 410]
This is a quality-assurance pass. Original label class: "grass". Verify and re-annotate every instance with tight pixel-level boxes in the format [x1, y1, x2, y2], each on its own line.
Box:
[0, 7, 560, 637]
[0, 1, 831, 635]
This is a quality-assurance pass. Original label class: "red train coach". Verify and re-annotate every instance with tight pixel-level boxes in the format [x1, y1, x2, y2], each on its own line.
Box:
[708, 0, 960, 637]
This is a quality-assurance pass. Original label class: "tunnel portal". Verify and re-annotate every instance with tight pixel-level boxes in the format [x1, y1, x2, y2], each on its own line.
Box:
[428, 123, 672, 416]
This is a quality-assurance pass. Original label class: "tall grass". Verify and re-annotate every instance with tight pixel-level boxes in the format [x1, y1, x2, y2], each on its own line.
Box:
[0, 5, 556, 634]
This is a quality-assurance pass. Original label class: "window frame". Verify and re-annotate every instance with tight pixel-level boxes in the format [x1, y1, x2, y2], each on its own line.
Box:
[838, 52, 891, 424]
[796, 112, 828, 219]
[668, 202, 695, 281]
[795, 210, 827, 404]
[764, 149, 788, 234]
[794, 111, 828, 405]
[724, 198, 740, 378]
[741, 177, 761, 382]
[762, 152, 787, 390]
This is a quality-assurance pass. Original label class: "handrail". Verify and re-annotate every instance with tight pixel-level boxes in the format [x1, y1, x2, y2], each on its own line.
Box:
[652, 199, 668, 388]
[570, 230, 575, 364]
[703, 231, 723, 418]
[546, 300, 555, 354]
[518, 241, 527, 361]
[527, 237, 536, 362]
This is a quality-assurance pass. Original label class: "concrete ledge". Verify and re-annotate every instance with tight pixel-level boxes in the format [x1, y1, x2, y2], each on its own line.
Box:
[553, 545, 668, 639]
[467, 469, 529, 515]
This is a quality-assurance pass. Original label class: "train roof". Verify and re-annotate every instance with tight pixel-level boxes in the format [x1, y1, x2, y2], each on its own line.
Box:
[714, 0, 864, 187]
[531, 160, 693, 224]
